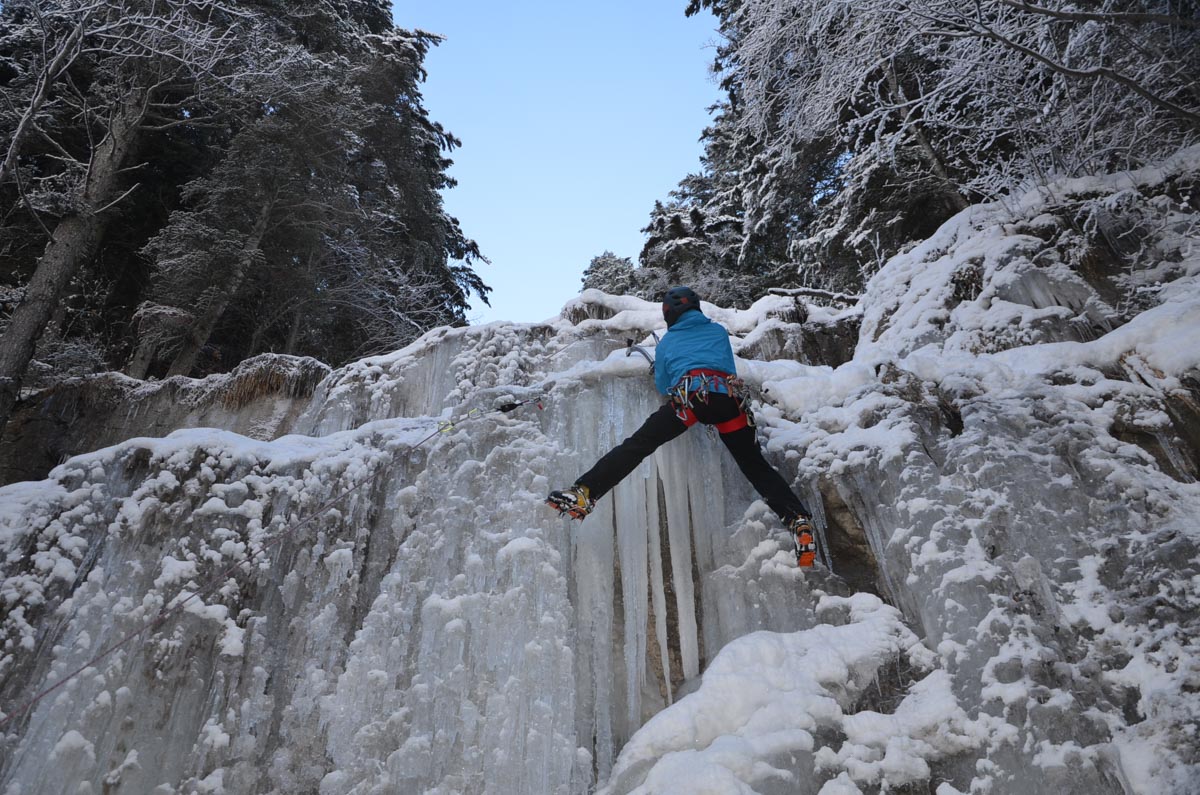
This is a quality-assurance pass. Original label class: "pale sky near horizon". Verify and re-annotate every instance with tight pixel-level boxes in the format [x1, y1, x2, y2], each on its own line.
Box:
[393, 2, 721, 324]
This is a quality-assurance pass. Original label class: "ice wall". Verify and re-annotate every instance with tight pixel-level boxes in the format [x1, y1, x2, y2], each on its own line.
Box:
[0, 297, 845, 795]
[3, 149, 1200, 795]
[686, 147, 1200, 794]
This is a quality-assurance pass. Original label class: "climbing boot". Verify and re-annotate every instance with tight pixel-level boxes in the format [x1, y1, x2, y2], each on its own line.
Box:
[546, 484, 594, 520]
[789, 515, 817, 568]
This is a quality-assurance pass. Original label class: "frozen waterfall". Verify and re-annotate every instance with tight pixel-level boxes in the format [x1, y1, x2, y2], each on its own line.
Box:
[3, 149, 1200, 794]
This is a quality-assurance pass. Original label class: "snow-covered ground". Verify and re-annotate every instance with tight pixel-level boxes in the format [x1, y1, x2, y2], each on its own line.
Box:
[2, 148, 1199, 794]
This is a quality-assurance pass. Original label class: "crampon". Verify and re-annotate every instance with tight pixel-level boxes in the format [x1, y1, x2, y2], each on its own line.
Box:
[790, 516, 817, 568]
[546, 485, 594, 520]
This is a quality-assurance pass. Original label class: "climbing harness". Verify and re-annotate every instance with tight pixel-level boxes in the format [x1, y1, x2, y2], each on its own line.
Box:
[667, 369, 754, 433]
[622, 331, 756, 435]
[0, 394, 545, 733]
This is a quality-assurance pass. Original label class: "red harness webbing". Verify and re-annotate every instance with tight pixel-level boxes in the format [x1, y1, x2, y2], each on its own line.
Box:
[684, 368, 731, 380]
[715, 412, 750, 434]
[671, 368, 750, 434]
[676, 406, 749, 434]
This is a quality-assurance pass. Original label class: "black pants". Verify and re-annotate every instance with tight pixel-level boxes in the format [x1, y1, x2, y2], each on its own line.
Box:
[576, 394, 808, 524]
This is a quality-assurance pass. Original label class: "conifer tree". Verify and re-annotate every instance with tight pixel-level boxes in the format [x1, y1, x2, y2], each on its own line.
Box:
[662, 0, 1199, 296]
[0, 0, 488, 437]
[0, 0, 263, 434]
[131, 23, 486, 376]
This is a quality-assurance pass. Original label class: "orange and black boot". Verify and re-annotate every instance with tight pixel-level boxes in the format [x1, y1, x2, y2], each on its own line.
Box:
[546, 484, 594, 520]
[789, 515, 817, 568]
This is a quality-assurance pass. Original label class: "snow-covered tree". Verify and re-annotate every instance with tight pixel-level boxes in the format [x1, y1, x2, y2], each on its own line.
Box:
[0, 1, 487, 431]
[0, 0, 266, 433]
[129, 26, 487, 377]
[132, 86, 333, 378]
[667, 0, 1200, 295]
[581, 252, 637, 295]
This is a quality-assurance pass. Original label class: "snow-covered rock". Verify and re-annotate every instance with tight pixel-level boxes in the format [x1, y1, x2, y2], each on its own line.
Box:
[0, 354, 330, 486]
[1, 148, 1199, 794]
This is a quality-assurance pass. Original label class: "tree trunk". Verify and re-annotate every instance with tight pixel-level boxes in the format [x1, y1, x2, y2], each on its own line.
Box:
[284, 306, 304, 355]
[124, 336, 158, 380]
[247, 301, 287, 357]
[0, 90, 147, 437]
[247, 316, 269, 357]
[166, 201, 274, 377]
[886, 66, 971, 213]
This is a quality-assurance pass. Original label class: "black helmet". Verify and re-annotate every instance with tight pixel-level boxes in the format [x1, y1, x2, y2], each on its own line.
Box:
[662, 286, 702, 327]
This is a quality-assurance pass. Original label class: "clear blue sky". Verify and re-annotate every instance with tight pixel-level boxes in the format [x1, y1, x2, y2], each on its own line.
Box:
[392, 2, 721, 324]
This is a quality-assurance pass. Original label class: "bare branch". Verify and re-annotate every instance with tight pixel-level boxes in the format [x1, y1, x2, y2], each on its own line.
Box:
[11, 162, 56, 240]
[92, 182, 140, 215]
[956, 16, 1200, 127]
[0, 8, 89, 186]
[996, 0, 1200, 29]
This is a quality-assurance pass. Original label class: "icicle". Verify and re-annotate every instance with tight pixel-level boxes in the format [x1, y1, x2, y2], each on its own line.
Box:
[801, 479, 835, 572]
[613, 472, 649, 737]
[574, 498, 616, 781]
[656, 447, 700, 681]
[645, 475, 672, 706]
[684, 433, 729, 577]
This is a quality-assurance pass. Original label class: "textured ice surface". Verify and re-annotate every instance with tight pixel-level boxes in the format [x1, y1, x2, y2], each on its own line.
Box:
[2, 149, 1200, 794]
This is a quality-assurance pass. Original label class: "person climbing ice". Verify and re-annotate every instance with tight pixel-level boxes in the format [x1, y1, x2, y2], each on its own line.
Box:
[547, 286, 819, 567]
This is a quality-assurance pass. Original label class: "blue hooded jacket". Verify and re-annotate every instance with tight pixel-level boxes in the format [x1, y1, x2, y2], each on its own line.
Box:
[653, 310, 737, 395]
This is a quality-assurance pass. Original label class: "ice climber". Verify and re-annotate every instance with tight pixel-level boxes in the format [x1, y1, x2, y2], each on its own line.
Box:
[547, 286, 818, 567]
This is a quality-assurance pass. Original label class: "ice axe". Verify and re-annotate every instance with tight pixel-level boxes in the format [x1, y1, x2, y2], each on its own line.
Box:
[625, 331, 658, 370]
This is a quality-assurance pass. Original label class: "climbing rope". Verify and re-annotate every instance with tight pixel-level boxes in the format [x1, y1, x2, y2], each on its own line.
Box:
[0, 395, 545, 733]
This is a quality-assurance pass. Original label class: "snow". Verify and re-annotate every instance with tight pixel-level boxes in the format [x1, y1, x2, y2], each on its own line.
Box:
[154, 556, 198, 590]
[2, 150, 1200, 793]
[600, 594, 940, 795]
[50, 730, 96, 764]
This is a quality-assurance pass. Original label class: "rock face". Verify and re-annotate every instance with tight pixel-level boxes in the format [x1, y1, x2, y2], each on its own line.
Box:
[0, 355, 331, 487]
[1, 149, 1199, 795]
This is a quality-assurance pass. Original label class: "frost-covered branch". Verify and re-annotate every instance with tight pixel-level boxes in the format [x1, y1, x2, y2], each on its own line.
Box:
[0, 2, 93, 188]
[669, 0, 1197, 294]
[929, 7, 1200, 127]
[767, 286, 860, 305]
[995, 0, 1200, 29]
